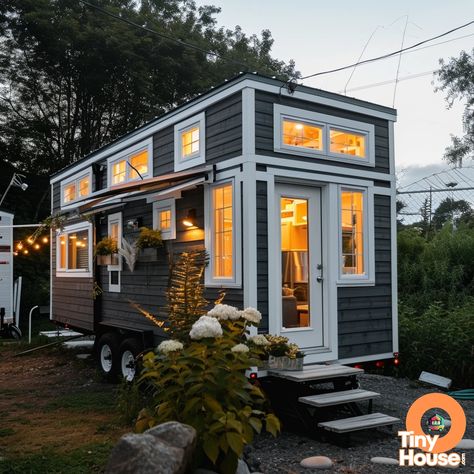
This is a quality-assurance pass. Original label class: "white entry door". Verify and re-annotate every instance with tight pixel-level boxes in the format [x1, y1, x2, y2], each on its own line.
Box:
[274, 184, 324, 350]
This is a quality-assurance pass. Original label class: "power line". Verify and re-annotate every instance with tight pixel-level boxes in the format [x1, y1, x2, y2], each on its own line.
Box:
[301, 19, 474, 81]
[77, 0, 252, 71]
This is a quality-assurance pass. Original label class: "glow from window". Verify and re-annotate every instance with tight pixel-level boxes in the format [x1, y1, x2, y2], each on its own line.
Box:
[59, 235, 67, 269]
[112, 160, 126, 185]
[212, 183, 233, 279]
[129, 150, 148, 179]
[341, 191, 364, 275]
[182, 126, 200, 158]
[283, 119, 323, 150]
[59, 230, 89, 271]
[159, 209, 171, 231]
[78, 176, 90, 197]
[330, 129, 365, 157]
[63, 183, 76, 203]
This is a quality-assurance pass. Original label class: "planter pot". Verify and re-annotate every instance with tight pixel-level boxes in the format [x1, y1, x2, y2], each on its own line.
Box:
[268, 355, 304, 371]
[138, 248, 160, 262]
[97, 254, 119, 266]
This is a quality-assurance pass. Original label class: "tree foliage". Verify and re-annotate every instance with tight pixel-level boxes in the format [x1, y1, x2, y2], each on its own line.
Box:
[431, 197, 474, 230]
[436, 49, 474, 167]
[0, 0, 298, 175]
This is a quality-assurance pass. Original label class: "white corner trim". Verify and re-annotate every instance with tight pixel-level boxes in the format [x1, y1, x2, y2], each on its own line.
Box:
[174, 112, 206, 172]
[391, 187, 399, 353]
[273, 104, 375, 167]
[152, 198, 176, 240]
[242, 88, 256, 157]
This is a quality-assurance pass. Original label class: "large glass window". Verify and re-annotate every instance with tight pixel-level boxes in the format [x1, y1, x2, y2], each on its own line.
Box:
[57, 226, 91, 275]
[112, 160, 127, 185]
[63, 183, 76, 203]
[129, 150, 149, 179]
[212, 183, 233, 279]
[330, 129, 366, 157]
[111, 149, 149, 185]
[341, 190, 365, 275]
[282, 119, 323, 150]
[62, 170, 91, 205]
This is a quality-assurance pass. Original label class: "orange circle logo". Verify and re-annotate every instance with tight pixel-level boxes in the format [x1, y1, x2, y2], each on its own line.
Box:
[406, 393, 466, 453]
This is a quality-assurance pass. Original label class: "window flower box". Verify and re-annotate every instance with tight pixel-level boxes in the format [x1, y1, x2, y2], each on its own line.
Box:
[97, 254, 119, 266]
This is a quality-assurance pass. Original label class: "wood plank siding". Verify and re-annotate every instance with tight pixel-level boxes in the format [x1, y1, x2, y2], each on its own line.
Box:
[256, 181, 269, 332]
[254, 91, 390, 174]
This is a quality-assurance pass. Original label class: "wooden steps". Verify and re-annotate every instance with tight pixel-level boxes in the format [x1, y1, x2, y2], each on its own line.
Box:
[299, 389, 380, 408]
[267, 364, 363, 382]
[318, 412, 399, 433]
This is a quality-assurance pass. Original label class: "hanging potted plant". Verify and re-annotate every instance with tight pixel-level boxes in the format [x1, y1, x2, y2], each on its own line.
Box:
[95, 236, 119, 266]
[136, 227, 163, 262]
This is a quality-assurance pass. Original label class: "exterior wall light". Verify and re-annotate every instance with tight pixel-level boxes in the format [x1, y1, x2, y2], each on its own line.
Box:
[183, 209, 197, 228]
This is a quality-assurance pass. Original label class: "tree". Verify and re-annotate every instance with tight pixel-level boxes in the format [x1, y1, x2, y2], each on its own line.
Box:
[431, 197, 474, 230]
[436, 49, 474, 167]
[0, 0, 299, 175]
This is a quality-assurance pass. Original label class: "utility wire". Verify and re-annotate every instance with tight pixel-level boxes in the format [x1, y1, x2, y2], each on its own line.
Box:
[78, 0, 252, 71]
[301, 19, 474, 81]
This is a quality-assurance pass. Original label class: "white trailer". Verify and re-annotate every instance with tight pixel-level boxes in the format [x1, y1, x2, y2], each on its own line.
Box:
[0, 210, 14, 321]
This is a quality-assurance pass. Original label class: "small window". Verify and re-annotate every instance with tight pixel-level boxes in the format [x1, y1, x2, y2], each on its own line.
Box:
[282, 119, 323, 151]
[61, 169, 92, 205]
[108, 139, 153, 187]
[108, 212, 122, 292]
[174, 112, 205, 171]
[56, 223, 92, 277]
[153, 199, 176, 240]
[341, 190, 364, 275]
[212, 183, 233, 279]
[330, 129, 366, 158]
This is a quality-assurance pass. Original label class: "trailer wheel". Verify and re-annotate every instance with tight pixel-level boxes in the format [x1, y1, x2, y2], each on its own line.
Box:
[119, 338, 143, 382]
[97, 333, 120, 381]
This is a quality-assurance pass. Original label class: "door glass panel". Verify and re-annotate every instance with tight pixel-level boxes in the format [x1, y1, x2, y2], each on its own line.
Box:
[281, 197, 310, 329]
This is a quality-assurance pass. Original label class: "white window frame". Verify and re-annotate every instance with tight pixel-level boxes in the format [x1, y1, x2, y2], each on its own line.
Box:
[152, 199, 176, 240]
[56, 222, 93, 278]
[60, 168, 92, 207]
[107, 138, 153, 187]
[337, 185, 375, 286]
[174, 112, 205, 172]
[204, 179, 242, 288]
[274, 104, 375, 167]
[107, 212, 122, 292]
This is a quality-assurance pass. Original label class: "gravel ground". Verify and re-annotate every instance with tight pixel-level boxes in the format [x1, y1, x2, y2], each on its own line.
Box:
[245, 374, 474, 474]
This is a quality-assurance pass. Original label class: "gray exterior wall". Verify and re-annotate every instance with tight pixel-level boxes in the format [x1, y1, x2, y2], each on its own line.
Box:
[256, 181, 269, 332]
[337, 194, 392, 359]
[255, 91, 390, 174]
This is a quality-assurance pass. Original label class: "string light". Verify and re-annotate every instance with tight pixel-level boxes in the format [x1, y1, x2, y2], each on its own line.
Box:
[42, 237, 48, 244]
[34, 244, 40, 250]
[23, 249, 29, 255]
[17, 243, 23, 250]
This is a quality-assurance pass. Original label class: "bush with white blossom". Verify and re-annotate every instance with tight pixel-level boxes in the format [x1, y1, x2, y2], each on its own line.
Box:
[138, 302, 280, 474]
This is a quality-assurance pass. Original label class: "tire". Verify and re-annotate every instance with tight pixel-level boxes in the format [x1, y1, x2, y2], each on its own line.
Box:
[118, 337, 143, 382]
[8, 324, 22, 340]
[96, 332, 120, 382]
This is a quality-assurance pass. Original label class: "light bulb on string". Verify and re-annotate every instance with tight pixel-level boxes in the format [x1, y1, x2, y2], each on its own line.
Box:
[23, 249, 29, 255]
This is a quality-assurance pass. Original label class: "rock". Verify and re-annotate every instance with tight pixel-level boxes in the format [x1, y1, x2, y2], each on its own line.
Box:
[236, 459, 251, 474]
[193, 470, 218, 474]
[105, 422, 197, 474]
[455, 438, 474, 450]
[300, 456, 333, 469]
[371, 457, 399, 465]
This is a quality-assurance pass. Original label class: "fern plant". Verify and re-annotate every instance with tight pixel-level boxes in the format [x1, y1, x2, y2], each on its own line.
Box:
[166, 250, 208, 341]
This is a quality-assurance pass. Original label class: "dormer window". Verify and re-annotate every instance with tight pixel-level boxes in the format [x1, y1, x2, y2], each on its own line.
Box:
[174, 112, 205, 171]
[282, 119, 323, 151]
[330, 128, 366, 158]
[61, 169, 92, 206]
[108, 139, 153, 186]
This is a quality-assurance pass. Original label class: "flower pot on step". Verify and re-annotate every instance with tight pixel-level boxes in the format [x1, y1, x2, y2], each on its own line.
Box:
[268, 355, 304, 371]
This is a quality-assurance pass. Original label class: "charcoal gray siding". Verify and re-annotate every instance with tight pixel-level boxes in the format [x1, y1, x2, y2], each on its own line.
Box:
[256, 181, 268, 332]
[52, 183, 61, 212]
[98, 187, 243, 334]
[255, 91, 390, 174]
[337, 194, 392, 359]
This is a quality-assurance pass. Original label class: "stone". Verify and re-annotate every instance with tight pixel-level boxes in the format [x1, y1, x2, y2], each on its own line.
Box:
[300, 456, 333, 469]
[455, 438, 474, 450]
[236, 459, 251, 474]
[193, 470, 218, 474]
[371, 457, 399, 465]
[105, 422, 197, 474]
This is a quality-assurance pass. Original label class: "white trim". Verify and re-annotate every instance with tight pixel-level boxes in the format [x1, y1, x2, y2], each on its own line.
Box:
[274, 104, 375, 167]
[107, 138, 153, 187]
[391, 187, 399, 353]
[242, 88, 256, 157]
[337, 352, 395, 365]
[56, 222, 93, 278]
[60, 167, 92, 208]
[50, 184, 53, 320]
[174, 112, 205, 172]
[107, 212, 122, 292]
[388, 121, 395, 176]
[336, 185, 375, 286]
[152, 199, 176, 240]
[50, 77, 395, 185]
[204, 178, 242, 288]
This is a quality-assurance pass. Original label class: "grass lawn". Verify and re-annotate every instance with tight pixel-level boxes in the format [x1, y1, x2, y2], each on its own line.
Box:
[0, 320, 129, 474]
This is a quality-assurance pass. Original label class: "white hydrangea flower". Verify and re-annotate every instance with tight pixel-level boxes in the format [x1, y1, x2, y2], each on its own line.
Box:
[189, 315, 223, 340]
[207, 304, 241, 321]
[248, 334, 270, 346]
[157, 340, 184, 354]
[241, 307, 262, 324]
[231, 343, 250, 353]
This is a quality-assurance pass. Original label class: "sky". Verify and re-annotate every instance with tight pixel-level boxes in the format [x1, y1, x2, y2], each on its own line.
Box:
[195, 0, 474, 187]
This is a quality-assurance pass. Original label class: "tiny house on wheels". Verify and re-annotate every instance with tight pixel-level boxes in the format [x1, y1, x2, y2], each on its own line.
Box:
[50, 73, 398, 380]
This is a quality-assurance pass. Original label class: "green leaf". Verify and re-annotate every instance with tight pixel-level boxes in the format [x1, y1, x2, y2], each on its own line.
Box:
[226, 432, 244, 456]
[248, 416, 262, 434]
[203, 436, 219, 464]
[265, 413, 281, 437]
[204, 395, 223, 413]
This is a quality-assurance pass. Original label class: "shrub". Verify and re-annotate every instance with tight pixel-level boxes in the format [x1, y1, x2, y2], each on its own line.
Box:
[135, 227, 163, 249]
[137, 305, 280, 474]
[94, 236, 118, 256]
[399, 300, 474, 387]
